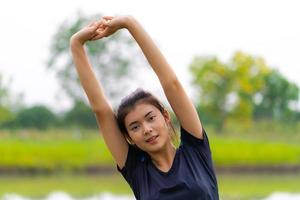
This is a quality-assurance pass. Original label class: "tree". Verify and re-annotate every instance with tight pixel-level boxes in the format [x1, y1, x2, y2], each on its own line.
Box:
[0, 73, 24, 127]
[63, 100, 97, 128]
[189, 51, 270, 131]
[47, 11, 144, 108]
[254, 70, 299, 121]
[190, 56, 234, 130]
[229, 51, 270, 122]
[14, 105, 57, 130]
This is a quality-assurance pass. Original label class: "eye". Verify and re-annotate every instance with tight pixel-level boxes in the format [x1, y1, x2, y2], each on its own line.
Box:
[131, 125, 139, 131]
[149, 115, 156, 121]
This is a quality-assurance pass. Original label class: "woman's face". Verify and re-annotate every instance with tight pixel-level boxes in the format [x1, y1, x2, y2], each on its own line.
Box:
[124, 103, 171, 153]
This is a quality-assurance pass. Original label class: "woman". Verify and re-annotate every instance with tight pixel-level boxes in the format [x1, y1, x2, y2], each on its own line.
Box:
[70, 15, 219, 200]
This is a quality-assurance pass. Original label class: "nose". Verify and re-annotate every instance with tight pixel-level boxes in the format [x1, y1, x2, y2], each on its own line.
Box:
[143, 123, 153, 135]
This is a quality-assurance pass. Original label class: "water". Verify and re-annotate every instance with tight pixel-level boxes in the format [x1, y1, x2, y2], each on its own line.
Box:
[1, 192, 300, 200]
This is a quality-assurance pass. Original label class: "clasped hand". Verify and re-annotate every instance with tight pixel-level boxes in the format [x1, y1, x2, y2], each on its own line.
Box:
[71, 15, 130, 45]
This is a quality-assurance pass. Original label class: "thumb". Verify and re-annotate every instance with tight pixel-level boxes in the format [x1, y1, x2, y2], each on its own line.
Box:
[89, 21, 100, 31]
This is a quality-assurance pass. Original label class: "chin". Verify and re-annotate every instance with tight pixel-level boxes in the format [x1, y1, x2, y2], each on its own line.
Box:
[145, 139, 169, 153]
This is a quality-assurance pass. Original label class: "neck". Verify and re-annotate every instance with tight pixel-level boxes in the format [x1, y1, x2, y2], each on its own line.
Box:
[148, 143, 176, 172]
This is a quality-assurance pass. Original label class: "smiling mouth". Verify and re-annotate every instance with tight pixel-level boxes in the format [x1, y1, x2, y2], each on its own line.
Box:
[146, 135, 159, 143]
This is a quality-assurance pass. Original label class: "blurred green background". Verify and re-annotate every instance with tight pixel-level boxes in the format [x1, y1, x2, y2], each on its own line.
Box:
[1, 2, 300, 200]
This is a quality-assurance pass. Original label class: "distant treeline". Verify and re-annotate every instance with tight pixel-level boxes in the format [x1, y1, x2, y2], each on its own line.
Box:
[0, 12, 299, 132]
[0, 101, 97, 130]
[1, 51, 300, 131]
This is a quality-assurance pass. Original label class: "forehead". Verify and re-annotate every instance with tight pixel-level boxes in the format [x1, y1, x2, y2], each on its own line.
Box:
[125, 103, 160, 124]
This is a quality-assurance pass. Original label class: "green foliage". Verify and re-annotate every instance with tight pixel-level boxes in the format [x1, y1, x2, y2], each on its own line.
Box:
[1, 101, 99, 130]
[0, 74, 10, 106]
[12, 105, 57, 130]
[0, 73, 25, 113]
[190, 51, 270, 130]
[190, 51, 299, 131]
[229, 52, 270, 120]
[190, 56, 233, 130]
[63, 100, 97, 128]
[0, 106, 15, 126]
[254, 70, 299, 121]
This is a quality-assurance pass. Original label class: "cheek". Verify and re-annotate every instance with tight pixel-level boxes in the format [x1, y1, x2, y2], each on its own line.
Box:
[128, 131, 142, 142]
[158, 118, 169, 129]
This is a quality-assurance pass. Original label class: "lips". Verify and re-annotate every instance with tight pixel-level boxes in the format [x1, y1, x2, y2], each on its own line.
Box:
[146, 135, 158, 143]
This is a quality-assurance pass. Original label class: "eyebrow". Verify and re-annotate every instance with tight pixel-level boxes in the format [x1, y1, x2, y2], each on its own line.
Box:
[128, 111, 153, 127]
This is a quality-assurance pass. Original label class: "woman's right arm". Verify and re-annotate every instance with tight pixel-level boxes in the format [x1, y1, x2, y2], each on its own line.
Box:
[69, 21, 128, 169]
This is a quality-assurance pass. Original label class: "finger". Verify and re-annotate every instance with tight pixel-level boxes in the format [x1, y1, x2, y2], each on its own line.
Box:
[95, 21, 107, 32]
[97, 19, 108, 28]
[90, 36, 102, 41]
[91, 31, 98, 38]
[91, 21, 103, 31]
[103, 19, 114, 28]
[93, 21, 101, 28]
[97, 28, 112, 38]
[102, 15, 113, 20]
[103, 20, 110, 26]
[91, 33, 105, 40]
[92, 30, 105, 39]
[96, 28, 109, 37]
[90, 30, 101, 40]
[96, 27, 105, 32]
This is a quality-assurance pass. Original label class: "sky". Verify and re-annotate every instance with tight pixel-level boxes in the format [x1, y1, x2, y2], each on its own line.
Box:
[0, 0, 299, 113]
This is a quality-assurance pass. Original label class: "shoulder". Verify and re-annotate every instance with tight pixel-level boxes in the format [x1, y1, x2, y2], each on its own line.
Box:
[179, 125, 213, 155]
[180, 126, 206, 144]
[117, 144, 146, 172]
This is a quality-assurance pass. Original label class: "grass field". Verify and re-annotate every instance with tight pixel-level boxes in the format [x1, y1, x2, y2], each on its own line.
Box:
[0, 124, 300, 171]
[1, 123, 300, 199]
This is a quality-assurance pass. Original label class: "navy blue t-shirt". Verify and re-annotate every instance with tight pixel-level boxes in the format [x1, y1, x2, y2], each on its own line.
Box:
[116, 126, 219, 200]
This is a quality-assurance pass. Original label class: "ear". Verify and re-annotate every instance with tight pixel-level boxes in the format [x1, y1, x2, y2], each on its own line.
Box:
[162, 109, 171, 123]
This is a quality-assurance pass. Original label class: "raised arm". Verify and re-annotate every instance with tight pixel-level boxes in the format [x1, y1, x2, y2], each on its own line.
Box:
[69, 20, 129, 168]
[124, 16, 203, 139]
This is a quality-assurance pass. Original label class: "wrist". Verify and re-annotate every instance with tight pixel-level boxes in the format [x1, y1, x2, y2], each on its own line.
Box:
[70, 35, 85, 47]
[123, 15, 137, 30]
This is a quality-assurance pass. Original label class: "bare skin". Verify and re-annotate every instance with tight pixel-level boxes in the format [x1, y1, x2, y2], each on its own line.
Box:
[124, 103, 176, 172]
[70, 15, 203, 172]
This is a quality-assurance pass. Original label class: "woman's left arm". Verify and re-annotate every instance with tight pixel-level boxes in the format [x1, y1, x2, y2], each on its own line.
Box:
[124, 16, 203, 139]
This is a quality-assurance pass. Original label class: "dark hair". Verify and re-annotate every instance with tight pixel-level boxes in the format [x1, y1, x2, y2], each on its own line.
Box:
[116, 88, 178, 146]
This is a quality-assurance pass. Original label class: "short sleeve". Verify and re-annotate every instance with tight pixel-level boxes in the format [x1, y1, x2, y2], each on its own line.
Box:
[180, 125, 218, 185]
[116, 144, 142, 182]
[180, 125, 214, 164]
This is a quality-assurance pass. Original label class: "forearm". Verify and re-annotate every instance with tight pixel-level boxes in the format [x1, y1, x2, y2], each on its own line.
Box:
[70, 38, 111, 112]
[125, 16, 178, 88]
